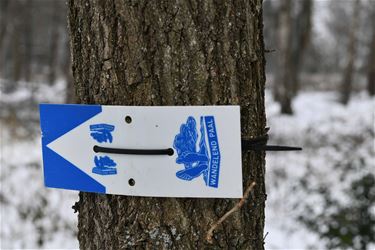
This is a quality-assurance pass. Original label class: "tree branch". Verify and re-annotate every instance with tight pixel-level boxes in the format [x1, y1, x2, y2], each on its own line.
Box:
[206, 181, 256, 244]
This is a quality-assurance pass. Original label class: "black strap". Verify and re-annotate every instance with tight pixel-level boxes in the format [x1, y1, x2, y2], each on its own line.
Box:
[93, 145, 174, 156]
[93, 134, 301, 156]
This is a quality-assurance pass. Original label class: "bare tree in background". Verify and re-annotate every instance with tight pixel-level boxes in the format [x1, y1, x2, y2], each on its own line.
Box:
[340, 0, 361, 105]
[23, 0, 33, 82]
[367, 4, 375, 96]
[68, 0, 267, 249]
[274, 0, 313, 114]
[0, 0, 70, 89]
[4, 1, 34, 83]
[0, 0, 11, 57]
[47, 1, 61, 85]
[290, 0, 312, 97]
[274, 0, 293, 114]
[10, 4, 22, 83]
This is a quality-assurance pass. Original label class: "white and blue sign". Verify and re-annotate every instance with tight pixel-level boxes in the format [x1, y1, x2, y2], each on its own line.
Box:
[40, 104, 242, 198]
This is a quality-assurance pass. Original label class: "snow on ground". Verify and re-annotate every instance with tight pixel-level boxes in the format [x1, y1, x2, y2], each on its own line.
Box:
[1, 81, 374, 249]
[264, 90, 375, 249]
[0, 132, 78, 249]
[1, 80, 79, 249]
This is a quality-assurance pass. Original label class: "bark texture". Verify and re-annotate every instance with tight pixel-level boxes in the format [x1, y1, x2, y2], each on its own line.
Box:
[68, 0, 266, 249]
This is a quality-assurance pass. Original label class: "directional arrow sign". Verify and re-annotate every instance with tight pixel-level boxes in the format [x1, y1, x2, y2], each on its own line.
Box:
[39, 104, 242, 198]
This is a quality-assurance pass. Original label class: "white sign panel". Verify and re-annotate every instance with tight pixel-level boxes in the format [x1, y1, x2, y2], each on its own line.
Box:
[40, 104, 243, 198]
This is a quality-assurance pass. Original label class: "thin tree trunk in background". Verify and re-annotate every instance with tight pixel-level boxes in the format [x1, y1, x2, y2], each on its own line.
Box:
[68, 0, 267, 249]
[290, 0, 312, 95]
[23, 0, 33, 82]
[0, 0, 11, 50]
[367, 10, 375, 96]
[340, 0, 360, 105]
[274, 0, 312, 114]
[11, 20, 21, 83]
[0, 0, 11, 80]
[1, 0, 21, 92]
[47, 1, 60, 85]
[274, 0, 293, 114]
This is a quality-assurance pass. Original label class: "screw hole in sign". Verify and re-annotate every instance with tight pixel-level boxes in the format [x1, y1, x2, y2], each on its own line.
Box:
[128, 178, 135, 186]
[125, 116, 132, 124]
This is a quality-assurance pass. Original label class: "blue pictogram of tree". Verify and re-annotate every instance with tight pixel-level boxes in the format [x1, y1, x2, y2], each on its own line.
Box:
[173, 116, 210, 184]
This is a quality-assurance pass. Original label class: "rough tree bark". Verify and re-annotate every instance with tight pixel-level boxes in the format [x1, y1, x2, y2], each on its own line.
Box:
[68, 1, 267, 249]
[64, 37, 75, 103]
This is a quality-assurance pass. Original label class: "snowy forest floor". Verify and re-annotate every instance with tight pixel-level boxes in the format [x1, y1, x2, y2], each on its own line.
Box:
[1, 81, 374, 249]
[265, 91, 374, 249]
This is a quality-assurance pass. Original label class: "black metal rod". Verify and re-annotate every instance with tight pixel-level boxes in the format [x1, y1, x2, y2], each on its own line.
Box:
[93, 145, 174, 156]
[248, 145, 302, 151]
[241, 136, 302, 151]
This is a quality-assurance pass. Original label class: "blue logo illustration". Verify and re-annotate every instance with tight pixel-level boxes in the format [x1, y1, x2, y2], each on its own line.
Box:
[90, 124, 115, 143]
[173, 116, 221, 188]
[92, 156, 117, 175]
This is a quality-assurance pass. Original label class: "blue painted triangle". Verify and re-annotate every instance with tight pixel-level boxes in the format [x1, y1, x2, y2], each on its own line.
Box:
[40, 104, 102, 145]
[43, 146, 105, 193]
[40, 104, 105, 193]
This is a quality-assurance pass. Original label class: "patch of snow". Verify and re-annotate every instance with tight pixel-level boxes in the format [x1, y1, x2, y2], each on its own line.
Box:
[1, 80, 78, 249]
[264, 90, 374, 249]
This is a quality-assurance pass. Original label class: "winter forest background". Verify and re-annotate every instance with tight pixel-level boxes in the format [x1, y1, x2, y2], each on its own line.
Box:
[0, 0, 374, 249]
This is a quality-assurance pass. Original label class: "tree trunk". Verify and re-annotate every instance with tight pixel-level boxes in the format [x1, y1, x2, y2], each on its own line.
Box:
[68, 1, 267, 249]
[11, 19, 22, 83]
[367, 9, 375, 96]
[64, 35, 75, 103]
[290, 0, 312, 96]
[23, 0, 33, 82]
[47, 1, 61, 85]
[274, 0, 312, 115]
[0, 0, 11, 52]
[340, 0, 360, 105]
[274, 0, 293, 114]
